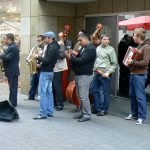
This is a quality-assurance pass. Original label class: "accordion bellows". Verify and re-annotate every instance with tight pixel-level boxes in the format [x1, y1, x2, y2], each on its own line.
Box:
[123, 46, 141, 66]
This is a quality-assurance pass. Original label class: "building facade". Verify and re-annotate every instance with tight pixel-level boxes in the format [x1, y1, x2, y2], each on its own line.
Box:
[20, 0, 150, 94]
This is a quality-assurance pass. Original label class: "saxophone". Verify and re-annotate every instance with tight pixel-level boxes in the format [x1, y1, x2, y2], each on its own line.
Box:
[26, 45, 42, 75]
[0, 44, 7, 72]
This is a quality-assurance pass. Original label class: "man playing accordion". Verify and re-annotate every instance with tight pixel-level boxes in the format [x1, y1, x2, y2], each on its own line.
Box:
[125, 28, 150, 125]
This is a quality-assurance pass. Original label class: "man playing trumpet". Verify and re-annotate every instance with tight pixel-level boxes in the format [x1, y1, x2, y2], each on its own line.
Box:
[25, 35, 44, 101]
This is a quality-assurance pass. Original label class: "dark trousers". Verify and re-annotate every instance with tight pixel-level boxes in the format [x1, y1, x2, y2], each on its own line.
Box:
[90, 74, 111, 112]
[29, 72, 39, 100]
[7, 75, 18, 107]
[53, 72, 63, 107]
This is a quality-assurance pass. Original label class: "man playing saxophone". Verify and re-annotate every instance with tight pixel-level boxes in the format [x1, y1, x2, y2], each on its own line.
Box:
[0, 35, 9, 72]
[0, 33, 20, 107]
[25, 35, 44, 101]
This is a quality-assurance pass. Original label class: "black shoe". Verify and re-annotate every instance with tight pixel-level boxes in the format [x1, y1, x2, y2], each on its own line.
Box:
[47, 114, 53, 117]
[73, 114, 83, 119]
[97, 111, 107, 116]
[92, 109, 99, 114]
[24, 97, 35, 101]
[54, 106, 58, 109]
[56, 106, 63, 111]
[78, 116, 90, 122]
[33, 114, 47, 119]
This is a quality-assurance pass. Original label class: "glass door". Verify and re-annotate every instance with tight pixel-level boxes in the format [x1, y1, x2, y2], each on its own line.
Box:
[85, 15, 119, 96]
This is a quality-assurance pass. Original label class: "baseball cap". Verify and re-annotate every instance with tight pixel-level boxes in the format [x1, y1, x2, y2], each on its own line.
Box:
[43, 31, 56, 38]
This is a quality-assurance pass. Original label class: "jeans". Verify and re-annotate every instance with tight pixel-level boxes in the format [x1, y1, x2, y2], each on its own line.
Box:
[75, 75, 93, 118]
[90, 74, 111, 112]
[129, 74, 147, 120]
[29, 72, 39, 100]
[38, 72, 54, 117]
[53, 72, 63, 107]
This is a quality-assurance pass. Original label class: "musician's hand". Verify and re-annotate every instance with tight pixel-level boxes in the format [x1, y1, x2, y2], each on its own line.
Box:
[38, 50, 43, 57]
[36, 64, 41, 68]
[102, 72, 110, 78]
[71, 50, 78, 57]
[32, 52, 38, 58]
[126, 57, 133, 65]
[65, 50, 71, 60]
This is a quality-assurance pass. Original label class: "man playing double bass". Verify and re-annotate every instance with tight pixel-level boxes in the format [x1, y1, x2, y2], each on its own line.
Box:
[65, 33, 96, 122]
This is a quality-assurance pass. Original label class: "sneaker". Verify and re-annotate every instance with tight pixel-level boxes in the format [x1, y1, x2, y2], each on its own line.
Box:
[125, 114, 137, 120]
[97, 110, 107, 116]
[33, 114, 47, 119]
[78, 116, 91, 122]
[136, 118, 143, 125]
[55, 106, 63, 111]
[47, 114, 53, 117]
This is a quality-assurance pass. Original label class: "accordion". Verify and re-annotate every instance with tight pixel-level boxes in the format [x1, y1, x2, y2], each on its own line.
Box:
[123, 46, 142, 66]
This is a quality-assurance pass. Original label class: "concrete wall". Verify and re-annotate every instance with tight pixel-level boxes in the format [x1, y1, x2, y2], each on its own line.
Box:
[75, 0, 150, 33]
[20, 0, 76, 94]
[21, 0, 150, 94]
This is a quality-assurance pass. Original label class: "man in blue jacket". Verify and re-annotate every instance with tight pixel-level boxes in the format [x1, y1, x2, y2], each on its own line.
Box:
[0, 33, 20, 107]
[33, 31, 59, 119]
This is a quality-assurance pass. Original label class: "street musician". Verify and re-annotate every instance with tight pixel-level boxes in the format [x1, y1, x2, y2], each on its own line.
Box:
[125, 28, 150, 125]
[25, 35, 44, 101]
[0, 35, 9, 72]
[0, 33, 20, 107]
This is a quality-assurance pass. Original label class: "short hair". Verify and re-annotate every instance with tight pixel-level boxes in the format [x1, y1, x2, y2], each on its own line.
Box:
[134, 28, 146, 41]
[78, 33, 90, 41]
[100, 34, 110, 40]
[6, 33, 14, 42]
[79, 29, 87, 35]
[37, 35, 44, 40]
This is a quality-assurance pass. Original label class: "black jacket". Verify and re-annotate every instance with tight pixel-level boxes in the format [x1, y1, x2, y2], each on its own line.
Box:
[70, 43, 96, 75]
[0, 43, 20, 77]
[37, 41, 60, 72]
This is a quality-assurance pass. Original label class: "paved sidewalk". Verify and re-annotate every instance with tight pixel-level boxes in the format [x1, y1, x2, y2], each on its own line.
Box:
[0, 83, 150, 150]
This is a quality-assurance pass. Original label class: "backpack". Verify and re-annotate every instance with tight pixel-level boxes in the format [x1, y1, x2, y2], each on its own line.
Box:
[0, 100, 19, 122]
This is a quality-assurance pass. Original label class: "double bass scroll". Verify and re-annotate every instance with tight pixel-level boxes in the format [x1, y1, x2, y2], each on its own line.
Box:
[92, 23, 102, 41]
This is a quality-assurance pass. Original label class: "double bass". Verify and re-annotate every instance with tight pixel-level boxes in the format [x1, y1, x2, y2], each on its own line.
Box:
[61, 24, 72, 100]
